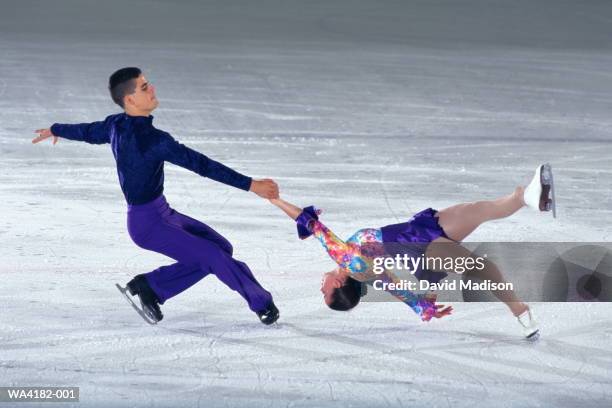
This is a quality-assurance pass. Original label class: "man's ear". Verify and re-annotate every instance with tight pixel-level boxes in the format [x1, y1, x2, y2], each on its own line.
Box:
[123, 94, 134, 108]
[333, 279, 343, 289]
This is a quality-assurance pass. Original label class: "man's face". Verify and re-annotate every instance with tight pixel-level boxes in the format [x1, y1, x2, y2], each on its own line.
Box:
[320, 269, 347, 306]
[125, 74, 158, 113]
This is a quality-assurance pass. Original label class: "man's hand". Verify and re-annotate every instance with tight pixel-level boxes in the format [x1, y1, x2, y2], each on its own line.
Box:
[250, 179, 279, 199]
[32, 128, 59, 145]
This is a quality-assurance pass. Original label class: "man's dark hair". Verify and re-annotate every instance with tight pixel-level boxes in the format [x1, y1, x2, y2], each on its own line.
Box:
[109, 67, 141, 108]
[328, 277, 365, 311]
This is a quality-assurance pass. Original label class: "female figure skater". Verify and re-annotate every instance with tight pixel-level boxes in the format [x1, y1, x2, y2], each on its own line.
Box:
[270, 164, 555, 339]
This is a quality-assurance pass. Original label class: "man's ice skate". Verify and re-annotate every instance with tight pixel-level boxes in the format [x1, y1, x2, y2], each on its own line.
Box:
[516, 308, 540, 341]
[116, 275, 163, 325]
[523, 163, 556, 218]
[257, 301, 280, 325]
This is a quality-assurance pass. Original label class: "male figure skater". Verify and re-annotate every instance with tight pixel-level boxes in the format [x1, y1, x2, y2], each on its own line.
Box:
[32, 67, 280, 325]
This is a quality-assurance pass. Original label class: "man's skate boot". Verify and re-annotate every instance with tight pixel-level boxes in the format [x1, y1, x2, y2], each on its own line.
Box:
[257, 301, 279, 325]
[517, 308, 540, 341]
[523, 163, 556, 218]
[127, 275, 163, 323]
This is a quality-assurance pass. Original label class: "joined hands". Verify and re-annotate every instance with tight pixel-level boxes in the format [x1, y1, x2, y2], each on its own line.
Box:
[250, 179, 279, 200]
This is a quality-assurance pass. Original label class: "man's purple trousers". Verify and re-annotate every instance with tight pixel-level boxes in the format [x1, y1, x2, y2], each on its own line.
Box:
[127, 195, 273, 313]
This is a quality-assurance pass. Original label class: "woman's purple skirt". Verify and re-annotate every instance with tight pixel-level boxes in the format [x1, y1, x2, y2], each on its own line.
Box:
[380, 208, 450, 284]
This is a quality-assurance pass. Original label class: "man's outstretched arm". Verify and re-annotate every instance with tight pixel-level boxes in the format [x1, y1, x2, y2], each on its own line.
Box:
[32, 118, 112, 145]
[155, 132, 279, 199]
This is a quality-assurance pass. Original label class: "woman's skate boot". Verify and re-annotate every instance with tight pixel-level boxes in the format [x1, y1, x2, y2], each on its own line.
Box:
[517, 308, 540, 340]
[523, 163, 556, 218]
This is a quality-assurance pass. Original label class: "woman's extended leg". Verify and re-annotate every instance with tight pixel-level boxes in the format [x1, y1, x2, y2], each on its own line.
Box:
[425, 237, 528, 317]
[437, 186, 525, 242]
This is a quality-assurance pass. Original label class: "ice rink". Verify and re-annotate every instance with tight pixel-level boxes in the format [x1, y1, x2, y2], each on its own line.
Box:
[1, 0, 612, 407]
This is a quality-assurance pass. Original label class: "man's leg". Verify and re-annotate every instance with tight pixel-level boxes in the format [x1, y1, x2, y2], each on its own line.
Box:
[136, 212, 273, 313]
[144, 262, 208, 305]
[437, 186, 525, 242]
[171, 210, 234, 255]
[167, 210, 274, 309]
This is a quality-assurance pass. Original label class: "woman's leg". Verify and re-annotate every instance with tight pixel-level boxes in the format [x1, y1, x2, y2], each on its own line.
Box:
[426, 237, 528, 316]
[437, 186, 525, 242]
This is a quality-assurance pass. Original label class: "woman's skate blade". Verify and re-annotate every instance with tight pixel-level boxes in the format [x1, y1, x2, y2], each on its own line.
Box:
[544, 164, 557, 218]
[517, 308, 540, 341]
[524, 163, 556, 218]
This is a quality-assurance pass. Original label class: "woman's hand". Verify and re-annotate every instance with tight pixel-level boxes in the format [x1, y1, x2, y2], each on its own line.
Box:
[421, 303, 453, 321]
[418, 293, 453, 322]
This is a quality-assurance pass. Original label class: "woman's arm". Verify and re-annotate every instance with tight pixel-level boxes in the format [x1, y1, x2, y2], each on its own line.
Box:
[378, 271, 452, 320]
[270, 198, 368, 274]
[310, 220, 370, 274]
[269, 198, 302, 220]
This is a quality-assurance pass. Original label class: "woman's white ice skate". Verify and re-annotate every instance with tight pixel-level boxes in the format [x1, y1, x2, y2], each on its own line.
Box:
[523, 163, 556, 218]
[517, 308, 540, 340]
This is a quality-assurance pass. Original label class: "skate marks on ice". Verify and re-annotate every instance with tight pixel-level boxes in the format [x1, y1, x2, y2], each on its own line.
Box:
[110, 299, 612, 408]
[1, 1, 612, 406]
[2, 142, 611, 408]
[2, 271, 611, 407]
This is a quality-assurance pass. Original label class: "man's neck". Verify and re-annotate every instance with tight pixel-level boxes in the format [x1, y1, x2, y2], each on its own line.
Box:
[124, 108, 152, 117]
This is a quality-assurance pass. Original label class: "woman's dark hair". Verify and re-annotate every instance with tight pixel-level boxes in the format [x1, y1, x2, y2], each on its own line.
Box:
[328, 277, 365, 311]
[108, 67, 142, 108]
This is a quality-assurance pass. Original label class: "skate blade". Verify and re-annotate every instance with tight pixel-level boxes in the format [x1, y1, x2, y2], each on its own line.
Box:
[548, 164, 557, 219]
[526, 329, 540, 342]
[540, 163, 557, 219]
[116, 283, 158, 325]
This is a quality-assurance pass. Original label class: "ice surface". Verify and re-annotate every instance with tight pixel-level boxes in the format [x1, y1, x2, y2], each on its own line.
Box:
[1, 0, 611, 407]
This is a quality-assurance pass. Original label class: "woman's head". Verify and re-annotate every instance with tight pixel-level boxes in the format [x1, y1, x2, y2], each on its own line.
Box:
[320, 269, 364, 311]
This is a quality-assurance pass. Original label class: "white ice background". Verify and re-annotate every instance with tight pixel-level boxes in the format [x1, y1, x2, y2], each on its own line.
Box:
[1, 0, 612, 407]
